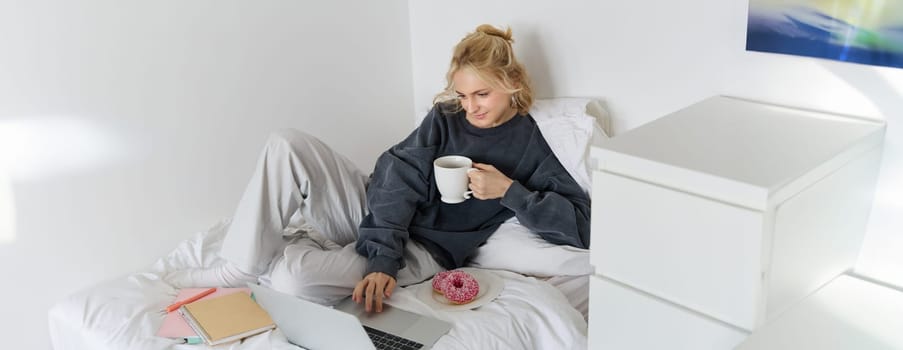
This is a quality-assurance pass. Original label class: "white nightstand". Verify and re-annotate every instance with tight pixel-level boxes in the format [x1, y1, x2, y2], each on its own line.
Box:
[587, 96, 885, 349]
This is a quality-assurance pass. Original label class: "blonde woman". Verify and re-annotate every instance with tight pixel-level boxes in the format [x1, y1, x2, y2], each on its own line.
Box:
[167, 24, 590, 314]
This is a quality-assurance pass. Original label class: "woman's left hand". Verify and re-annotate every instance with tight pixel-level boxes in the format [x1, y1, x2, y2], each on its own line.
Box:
[352, 272, 396, 313]
[468, 163, 514, 200]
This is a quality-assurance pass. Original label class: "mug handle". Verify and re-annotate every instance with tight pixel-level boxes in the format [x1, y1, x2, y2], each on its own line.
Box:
[464, 168, 478, 199]
[463, 190, 473, 199]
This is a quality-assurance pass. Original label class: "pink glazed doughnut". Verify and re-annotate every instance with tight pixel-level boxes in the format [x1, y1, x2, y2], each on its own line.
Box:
[442, 270, 480, 304]
[431, 271, 451, 293]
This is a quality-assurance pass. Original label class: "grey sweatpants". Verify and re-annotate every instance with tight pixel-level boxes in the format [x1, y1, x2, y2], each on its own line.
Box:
[219, 129, 443, 305]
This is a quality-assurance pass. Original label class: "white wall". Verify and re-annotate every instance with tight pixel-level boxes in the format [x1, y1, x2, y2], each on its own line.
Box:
[2, 1, 900, 349]
[410, 0, 903, 285]
[0, 1, 413, 349]
[409, 1, 733, 129]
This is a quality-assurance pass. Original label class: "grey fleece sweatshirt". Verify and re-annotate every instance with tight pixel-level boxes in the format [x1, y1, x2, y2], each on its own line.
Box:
[355, 103, 591, 278]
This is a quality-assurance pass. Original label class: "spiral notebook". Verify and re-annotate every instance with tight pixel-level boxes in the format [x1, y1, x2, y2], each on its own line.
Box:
[178, 291, 276, 345]
[156, 288, 250, 339]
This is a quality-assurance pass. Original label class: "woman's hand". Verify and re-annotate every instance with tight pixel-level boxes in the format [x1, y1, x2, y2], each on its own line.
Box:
[352, 272, 396, 313]
[468, 163, 514, 200]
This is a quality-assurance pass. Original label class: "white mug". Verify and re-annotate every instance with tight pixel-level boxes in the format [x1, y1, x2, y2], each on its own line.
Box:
[433, 155, 476, 204]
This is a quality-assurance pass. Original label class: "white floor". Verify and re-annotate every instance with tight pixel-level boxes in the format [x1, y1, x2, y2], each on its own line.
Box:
[736, 274, 903, 350]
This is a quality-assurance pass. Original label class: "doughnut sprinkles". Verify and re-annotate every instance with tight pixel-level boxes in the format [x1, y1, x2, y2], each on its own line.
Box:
[432, 270, 451, 293]
[431, 269, 480, 304]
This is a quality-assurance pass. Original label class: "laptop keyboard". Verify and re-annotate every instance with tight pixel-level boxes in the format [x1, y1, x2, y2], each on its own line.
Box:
[363, 325, 424, 350]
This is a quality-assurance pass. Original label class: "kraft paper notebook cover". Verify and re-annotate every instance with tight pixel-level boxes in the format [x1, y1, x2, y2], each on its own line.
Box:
[179, 291, 276, 345]
[156, 287, 251, 338]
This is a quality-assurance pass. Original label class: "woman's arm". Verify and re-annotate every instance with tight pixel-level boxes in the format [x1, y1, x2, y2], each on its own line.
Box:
[352, 107, 444, 312]
[355, 144, 436, 277]
[498, 155, 591, 249]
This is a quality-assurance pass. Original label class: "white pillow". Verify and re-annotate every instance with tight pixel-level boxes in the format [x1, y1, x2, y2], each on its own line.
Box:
[469, 98, 609, 277]
[530, 98, 608, 194]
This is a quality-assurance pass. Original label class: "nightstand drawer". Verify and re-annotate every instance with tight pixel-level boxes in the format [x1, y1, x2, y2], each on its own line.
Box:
[588, 275, 749, 350]
[591, 170, 765, 329]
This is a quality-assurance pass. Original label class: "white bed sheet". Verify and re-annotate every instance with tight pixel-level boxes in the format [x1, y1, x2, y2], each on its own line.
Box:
[49, 220, 588, 350]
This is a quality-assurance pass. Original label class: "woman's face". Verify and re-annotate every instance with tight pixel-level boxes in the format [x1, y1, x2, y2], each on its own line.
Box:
[452, 69, 517, 129]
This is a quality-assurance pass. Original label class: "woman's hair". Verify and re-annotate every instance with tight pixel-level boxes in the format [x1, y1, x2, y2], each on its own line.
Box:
[434, 24, 534, 115]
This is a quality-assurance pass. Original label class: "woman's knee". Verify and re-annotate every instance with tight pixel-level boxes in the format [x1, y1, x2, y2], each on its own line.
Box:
[268, 243, 351, 303]
[269, 256, 319, 299]
[267, 129, 313, 153]
[265, 129, 333, 164]
[268, 128, 307, 144]
[269, 269, 300, 297]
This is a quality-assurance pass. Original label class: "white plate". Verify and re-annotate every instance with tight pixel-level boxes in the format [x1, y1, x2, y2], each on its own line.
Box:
[415, 268, 504, 311]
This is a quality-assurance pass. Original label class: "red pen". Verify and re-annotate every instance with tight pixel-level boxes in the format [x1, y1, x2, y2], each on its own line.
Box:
[165, 287, 217, 313]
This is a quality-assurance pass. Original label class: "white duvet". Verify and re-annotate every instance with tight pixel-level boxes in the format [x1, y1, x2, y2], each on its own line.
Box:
[49, 220, 588, 350]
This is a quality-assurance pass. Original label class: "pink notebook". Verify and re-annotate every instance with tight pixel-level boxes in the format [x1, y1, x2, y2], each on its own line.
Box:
[156, 287, 252, 338]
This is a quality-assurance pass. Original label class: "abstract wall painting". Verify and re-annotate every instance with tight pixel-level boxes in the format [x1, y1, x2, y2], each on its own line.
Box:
[747, 0, 903, 69]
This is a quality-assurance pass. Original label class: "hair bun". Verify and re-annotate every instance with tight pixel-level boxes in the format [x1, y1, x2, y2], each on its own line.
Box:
[475, 24, 513, 43]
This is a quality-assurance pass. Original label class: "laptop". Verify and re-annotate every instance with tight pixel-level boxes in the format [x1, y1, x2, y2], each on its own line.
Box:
[247, 283, 452, 350]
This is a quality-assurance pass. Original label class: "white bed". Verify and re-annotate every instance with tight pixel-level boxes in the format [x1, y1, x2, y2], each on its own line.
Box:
[48, 98, 609, 350]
